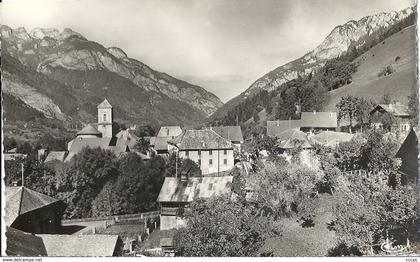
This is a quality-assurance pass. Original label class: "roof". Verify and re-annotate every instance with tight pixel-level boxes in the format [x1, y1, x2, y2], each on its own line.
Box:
[77, 124, 102, 136]
[6, 227, 47, 256]
[97, 99, 113, 108]
[44, 151, 67, 162]
[4, 153, 27, 161]
[38, 234, 119, 256]
[115, 130, 139, 150]
[371, 103, 410, 117]
[5, 187, 63, 226]
[68, 137, 116, 153]
[267, 120, 301, 137]
[300, 112, 337, 129]
[310, 131, 354, 147]
[64, 152, 76, 162]
[157, 176, 233, 203]
[157, 126, 183, 138]
[160, 238, 173, 247]
[153, 136, 172, 151]
[277, 128, 312, 149]
[169, 129, 232, 150]
[206, 126, 244, 142]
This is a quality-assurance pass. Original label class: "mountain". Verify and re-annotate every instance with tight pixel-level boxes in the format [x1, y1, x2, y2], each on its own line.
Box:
[210, 6, 415, 120]
[1, 25, 223, 133]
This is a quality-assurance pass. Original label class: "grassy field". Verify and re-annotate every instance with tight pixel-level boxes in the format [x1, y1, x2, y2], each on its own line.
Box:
[325, 25, 416, 111]
[260, 193, 337, 256]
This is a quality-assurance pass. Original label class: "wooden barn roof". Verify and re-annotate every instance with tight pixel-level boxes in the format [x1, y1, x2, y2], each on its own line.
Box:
[206, 126, 244, 142]
[300, 112, 337, 128]
[267, 120, 301, 137]
[5, 227, 47, 256]
[169, 129, 232, 150]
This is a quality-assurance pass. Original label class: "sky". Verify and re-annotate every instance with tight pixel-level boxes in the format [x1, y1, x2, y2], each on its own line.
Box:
[1, 0, 415, 102]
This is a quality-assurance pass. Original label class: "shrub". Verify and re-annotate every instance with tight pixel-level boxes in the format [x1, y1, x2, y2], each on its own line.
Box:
[395, 56, 401, 62]
[378, 65, 395, 77]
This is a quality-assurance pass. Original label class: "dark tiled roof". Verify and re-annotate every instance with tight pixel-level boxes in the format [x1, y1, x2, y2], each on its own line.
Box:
[97, 99, 113, 108]
[277, 128, 312, 149]
[206, 126, 244, 142]
[157, 176, 233, 203]
[44, 151, 68, 163]
[38, 234, 119, 256]
[371, 103, 410, 117]
[169, 129, 232, 150]
[6, 227, 47, 256]
[157, 126, 183, 138]
[77, 124, 102, 136]
[267, 120, 301, 137]
[5, 187, 63, 226]
[300, 112, 337, 128]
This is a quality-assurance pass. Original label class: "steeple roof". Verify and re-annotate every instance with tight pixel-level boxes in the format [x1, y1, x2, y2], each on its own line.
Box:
[77, 124, 102, 136]
[97, 99, 112, 108]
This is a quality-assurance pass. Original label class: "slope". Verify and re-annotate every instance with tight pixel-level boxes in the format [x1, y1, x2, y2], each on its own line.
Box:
[324, 25, 416, 110]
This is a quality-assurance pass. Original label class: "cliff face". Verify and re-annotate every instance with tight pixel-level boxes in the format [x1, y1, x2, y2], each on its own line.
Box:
[1, 25, 223, 128]
[211, 7, 414, 119]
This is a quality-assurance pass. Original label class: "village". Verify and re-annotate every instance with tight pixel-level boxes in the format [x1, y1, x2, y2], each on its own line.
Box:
[3, 97, 419, 257]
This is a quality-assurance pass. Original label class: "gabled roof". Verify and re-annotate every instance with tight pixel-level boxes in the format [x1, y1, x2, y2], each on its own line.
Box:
[310, 131, 354, 147]
[267, 120, 301, 137]
[277, 128, 312, 149]
[6, 227, 47, 256]
[38, 234, 119, 256]
[97, 99, 113, 108]
[300, 112, 337, 128]
[77, 124, 102, 136]
[157, 126, 183, 138]
[64, 152, 77, 162]
[371, 103, 410, 117]
[5, 187, 63, 226]
[44, 151, 68, 163]
[157, 176, 233, 203]
[206, 126, 244, 142]
[169, 129, 232, 150]
[396, 126, 420, 157]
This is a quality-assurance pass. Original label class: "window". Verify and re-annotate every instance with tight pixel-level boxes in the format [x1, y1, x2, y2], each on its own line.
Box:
[185, 151, 189, 157]
[224, 149, 227, 155]
[198, 159, 201, 166]
[224, 159, 227, 165]
[198, 150, 201, 156]
[209, 150, 212, 155]
[208, 183, 213, 190]
[103, 113, 107, 122]
[209, 159, 213, 165]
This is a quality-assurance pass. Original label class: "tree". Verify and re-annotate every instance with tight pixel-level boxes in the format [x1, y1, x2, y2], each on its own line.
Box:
[173, 195, 281, 256]
[3, 137, 17, 151]
[134, 125, 156, 137]
[336, 95, 373, 133]
[54, 147, 119, 218]
[134, 137, 150, 154]
[246, 161, 322, 218]
[332, 171, 417, 255]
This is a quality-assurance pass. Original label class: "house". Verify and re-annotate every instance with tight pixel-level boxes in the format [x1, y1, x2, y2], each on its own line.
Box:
[204, 126, 244, 151]
[169, 129, 235, 175]
[4, 148, 27, 161]
[395, 126, 419, 185]
[37, 234, 123, 256]
[5, 186, 66, 234]
[150, 126, 183, 155]
[5, 227, 48, 256]
[115, 128, 140, 151]
[267, 120, 301, 137]
[310, 131, 355, 147]
[157, 176, 233, 230]
[276, 128, 312, 151]
[300, 111, 338, 133]
[370, 103, 411, 131]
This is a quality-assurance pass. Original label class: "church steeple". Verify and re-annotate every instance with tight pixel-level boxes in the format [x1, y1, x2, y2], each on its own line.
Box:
[97, 99, 113, 137]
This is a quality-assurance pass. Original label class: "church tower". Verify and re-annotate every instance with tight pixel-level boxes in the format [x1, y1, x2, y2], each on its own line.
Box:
[97, 99, 113, 137]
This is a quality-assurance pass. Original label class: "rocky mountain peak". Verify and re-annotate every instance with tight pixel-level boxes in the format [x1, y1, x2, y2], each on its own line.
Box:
[107, 47, 128, 59]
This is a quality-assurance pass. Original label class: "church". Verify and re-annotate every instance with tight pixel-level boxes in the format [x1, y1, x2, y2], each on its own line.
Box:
[43, 99, 136, 163]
